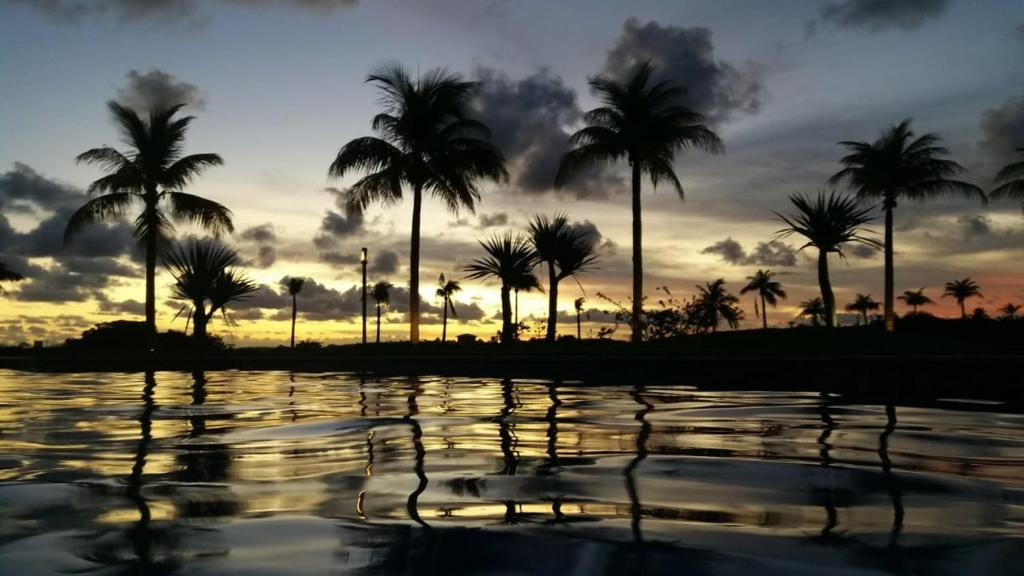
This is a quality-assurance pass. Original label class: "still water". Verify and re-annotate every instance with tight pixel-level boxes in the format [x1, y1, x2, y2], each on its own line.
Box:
[0, 369, 1022, 575]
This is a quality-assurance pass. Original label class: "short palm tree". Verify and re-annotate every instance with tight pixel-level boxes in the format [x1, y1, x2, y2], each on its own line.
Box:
[0, 263, 24, 295]
[829, 119, 984, 332]
[574, 297, 586, 340]
[990, 148, 1024, 210]
[286, 277, 305, 349]
[329, 64, 507, 344]
[694, 279, 742, 332]
[898, 288, 934, 316]
[370, 281, 392, 343]
[163, 239, 257, 340]
[776, 192, 879, 328]
[943, 278, 982, 320]
[740, 270, 787, 329]
[529, 213, 599, 341]
[799, 297, 827, 327]
[845, 293, 880, 326]
[464, 232, 539, 344]
[66, 102, 231, 338]
[436, 274, 461, 343]
[556, 63, 723, 343]
[999, 302, 1020, 320]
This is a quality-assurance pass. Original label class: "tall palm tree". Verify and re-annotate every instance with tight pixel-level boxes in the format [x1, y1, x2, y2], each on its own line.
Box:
[329, 64, 507, 343]
[898, 288, 933, 316]
[829, 119, 984, 332]
[740, 270, 787, 329]
[66, 101, 231, 339]
[464, 232, 539, 344]
[163, 239, 257, 340]
[435, 274, 461, 343]
[845, 293, 880, 326]
[529, 213, 599, 341]
[776, 192, 879, 328]
[0, 263, 23, 295]
[556, 63, 723, 343]
[800, 297, 827, 327]
[286, 277, 305, 349]
[574, 297, 586, 340]
[370, 281, 392, 344]
[694, 279, 742, 332]
[991, 148, 1024, 210]
[511, 272, 542, 326]
[943, 278, 982, 320]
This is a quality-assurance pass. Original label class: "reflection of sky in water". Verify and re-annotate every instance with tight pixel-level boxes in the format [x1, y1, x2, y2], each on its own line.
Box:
[1, 370, 1022, 574]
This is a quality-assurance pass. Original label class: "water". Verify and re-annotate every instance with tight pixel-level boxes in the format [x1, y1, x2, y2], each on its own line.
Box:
[1, 370, 1022, 575]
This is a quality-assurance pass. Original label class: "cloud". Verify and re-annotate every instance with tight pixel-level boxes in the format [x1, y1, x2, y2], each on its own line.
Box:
[848, 243, 880, 259]
[821, 0, 948, 32]
[369, 249, 399, 275]
[97, 298, 146, 315]
[600, 18, 762, 124]
[117, 68, 206, 112]
[238, 223, 277, 268]
[976, 95, 1024, 181]
[13, 263, 115, 302]
[476, 212, 508, 228]
[957, 214, 993, 238]
[314, 187, 365, 254]
[701, 237, 798, 266]
[2, 0, 357, 25]
[473, 67, 625, 199]
[0, 162, 80, 214]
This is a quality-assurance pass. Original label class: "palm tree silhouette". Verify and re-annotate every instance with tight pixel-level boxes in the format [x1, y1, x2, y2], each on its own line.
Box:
[800, 297, 827, 327]
[435, 274, 460, 343]
[695, 278, 742, 331]
[0, 263, 23, 295]
[942, 278, 982, 320]
[510, 271, 541, 327]
[999, 302, 1021, 319]
[829, 119, 984, 332]
[370, 281, 392, 343]
[529, 213, 599, 341]
[776, 192, 879, 328]
[574, 297, 586, 340]
[463, 232, 539, 344]
[286, 277, 305, 349]
[846, 293, 880, 326]
[328, 64, 507, 344]
[991, 148, 1024, 210]
[898, 288, 933, 316]
[163, 239, 257, 340]
[66, 102, 231, 340]
[556, 63, 723, 343]
[740, 270, 787, 329]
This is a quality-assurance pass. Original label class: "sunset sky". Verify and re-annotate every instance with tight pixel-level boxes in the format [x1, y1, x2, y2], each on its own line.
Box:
[1, 0, 1022, 345]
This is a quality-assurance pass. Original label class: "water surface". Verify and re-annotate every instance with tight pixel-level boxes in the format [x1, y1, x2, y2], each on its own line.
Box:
[1, 370, 1022, 574]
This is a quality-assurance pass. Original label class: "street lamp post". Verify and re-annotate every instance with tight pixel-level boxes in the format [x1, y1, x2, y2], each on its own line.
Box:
[361, 247, 368, 344]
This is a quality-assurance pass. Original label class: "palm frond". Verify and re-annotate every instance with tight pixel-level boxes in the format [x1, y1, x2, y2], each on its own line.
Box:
[63, 192, 135, 244]
[166, 191, 234, 236]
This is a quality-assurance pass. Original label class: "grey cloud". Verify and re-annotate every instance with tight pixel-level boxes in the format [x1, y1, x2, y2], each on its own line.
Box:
[97, 298, 146, 315]
[3, 0, 357, 24]
[701, 237, 798, 267]
[369, 249, 399, 275]
[958, 214, 993, 238]
[239, 223, 277, 243]
[821, 0, 948, 32]
[977, 95, 1024, 181]
[319, 251, 360, 265]
[117, 68, 206, 112]
[477, 212, 508, 228]
[0, 162, 80, 213]
[848, 243, 880, 259]
[13, 263, 113, 302]
[314, 187, 364, 250]
[238, 223, 278, 268]
[600, 18, 763, 124]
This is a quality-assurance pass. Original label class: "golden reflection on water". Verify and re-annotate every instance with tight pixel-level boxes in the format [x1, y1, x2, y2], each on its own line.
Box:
[1, 369, 1023, 574]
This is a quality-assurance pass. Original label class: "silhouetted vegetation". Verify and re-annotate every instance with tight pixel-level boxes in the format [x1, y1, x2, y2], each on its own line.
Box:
[740, 270, 786, 329]
[0, 263, 23, 294]
[529, 213, 598, 341]
[286, 277, 304, 349]
[370, 281, 393, 344]
[943, 278, 983, 320]
[846, 293, 880, 326]
[163, 239, 257, 340]
[464, 232, 539, 344]
[435, 274, 460, 343]
[991, 147, 1024, 210]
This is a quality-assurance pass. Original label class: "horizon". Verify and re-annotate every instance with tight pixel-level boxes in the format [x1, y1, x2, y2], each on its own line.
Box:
[1, 0, 1022, 345]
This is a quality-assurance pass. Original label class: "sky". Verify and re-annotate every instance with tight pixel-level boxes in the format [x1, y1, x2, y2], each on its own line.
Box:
[1, 0, 1022, 345]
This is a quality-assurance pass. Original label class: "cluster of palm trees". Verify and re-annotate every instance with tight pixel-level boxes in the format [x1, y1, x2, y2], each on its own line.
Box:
[33, 59, 1023, 345]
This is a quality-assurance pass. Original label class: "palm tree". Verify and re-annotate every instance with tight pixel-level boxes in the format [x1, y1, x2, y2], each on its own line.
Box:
[556, 63, 723, 343]
[845, 293, 880, 326]
[286, 277, 305, 349]
[329, 64, 507, 344]
[694, 279, 742, 332]
[464, 232, 539, 344]
[163, 239, 257, 340]
[66, 102, 231, 339]
[991, 148, 1024, 210]
[776, 192, 879, 328]
[829, 119, 984, 332]
[574, 297, 586, 340]
[898, 288, 934, 316]
[436, 274, 461, 343]
[943, 278, 982, 320]
[999, 302, 1020, 320]
[740, 270, 787, 329]
[529, 214, 599, 341]
[800, 297, 827, 327]
[370, 281, 392, 343]
[0, 263, 24, 295]
[511, 272, 542, 327]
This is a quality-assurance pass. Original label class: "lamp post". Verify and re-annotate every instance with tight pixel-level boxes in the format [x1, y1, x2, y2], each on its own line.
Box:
[361, 247, 368, 344]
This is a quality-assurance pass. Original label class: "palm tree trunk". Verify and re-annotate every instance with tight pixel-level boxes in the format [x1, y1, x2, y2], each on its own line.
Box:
[290, 294, 297, 349]
[376, 302, 381, 343]
[143, 195, 158, 346]
[501, 285, 513, 344]
[862, 309, 868, 325]
[761, 294, 768, 330]
[442, 297, 448, 342]
[409, 183, 423, 343]
[192, 307, 208, 340]
[546, 261, 557, 341]
[960, 300, 966, 321]
[630, 162, 643, 343]
[818, 250, 835, 328]
[576, 309, 581, 340]
[883, 198, 895, 332]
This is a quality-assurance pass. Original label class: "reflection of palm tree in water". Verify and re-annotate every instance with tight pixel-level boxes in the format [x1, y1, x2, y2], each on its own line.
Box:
[878, 402, 903, 549]
[624, 384, 652, 543]
[498, 378, 521, 523]
[405, 378, 429, 528]
[189, 370, 207, 436]
[127, 372, 158, 564]
[818, 392, 838, 539]
[542, 381, 564, 523]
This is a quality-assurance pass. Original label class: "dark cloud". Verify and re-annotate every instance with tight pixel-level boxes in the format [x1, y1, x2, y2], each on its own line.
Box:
[369, 249, 399, 275]
[314, 187, 365, 253]
[117, 68, 205, 112]
[977, 95, 1024, 181]
[0, 162, 80, 214]
[97, 298, 146, 316]
[701, 237, 798, 267]
[239, 223, 276, 244]
[473, 67, 625, 199]
[958, 214, 993, 239]
[13, 263, 114, 302]
[318, 251, 360, 265]
[600, 18, 762, 124]
[848, 243, 880, 259]
[821, 0, 948, 32]
[266, 280, 363, 321]
[3, 0, 357, 24]
[234, 283, 291, 310]
[238, 223, 277, 268]
[477, 212, 508, 228]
